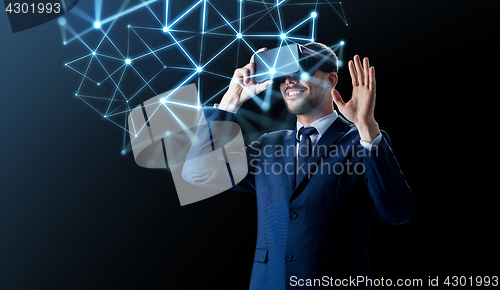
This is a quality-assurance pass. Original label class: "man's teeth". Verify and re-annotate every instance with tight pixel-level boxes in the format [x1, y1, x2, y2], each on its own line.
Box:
[289, 90, 302, 96]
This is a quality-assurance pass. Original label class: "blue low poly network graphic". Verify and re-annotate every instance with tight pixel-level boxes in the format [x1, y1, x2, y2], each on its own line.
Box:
[59, 0, 348, 154]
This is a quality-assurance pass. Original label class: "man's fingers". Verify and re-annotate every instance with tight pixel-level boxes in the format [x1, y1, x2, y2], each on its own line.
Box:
[354, 55, 364, 86]
[348, 60, 358, 87]
[363, 57, 370, 87]
[235, 67, 251, 86]
[250, 47, 267, 64]
[331, 89, 345, 109]
[369, 66, 376, 91]
[255, 79, 273, 95]
[247, 47, 266, 84]
[244, 63, 256, 84]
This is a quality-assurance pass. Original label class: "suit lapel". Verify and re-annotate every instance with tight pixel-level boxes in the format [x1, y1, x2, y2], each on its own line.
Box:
[290, 116, 351, 201]
[283, 127, 297, 192]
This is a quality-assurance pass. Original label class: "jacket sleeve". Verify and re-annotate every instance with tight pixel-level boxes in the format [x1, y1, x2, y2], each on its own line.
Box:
[363, 130, 415, 225]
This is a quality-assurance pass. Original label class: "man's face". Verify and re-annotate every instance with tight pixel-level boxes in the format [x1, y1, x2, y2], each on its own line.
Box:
[279, 70, 330, 116]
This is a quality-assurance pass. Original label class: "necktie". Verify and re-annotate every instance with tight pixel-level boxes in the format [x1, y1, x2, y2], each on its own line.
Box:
[296, 126, 318, 187]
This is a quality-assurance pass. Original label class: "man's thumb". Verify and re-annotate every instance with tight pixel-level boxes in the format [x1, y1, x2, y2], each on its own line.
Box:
[331, 89, 345, 109]
[256, 79, 273, 95]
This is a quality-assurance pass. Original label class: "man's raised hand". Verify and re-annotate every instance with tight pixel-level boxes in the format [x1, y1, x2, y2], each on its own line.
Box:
[218, 48, 273, 113]
[331, 55, 380, 142]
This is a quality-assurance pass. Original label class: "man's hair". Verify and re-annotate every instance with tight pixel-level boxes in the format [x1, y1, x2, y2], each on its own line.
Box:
[302, 42, 338, 74]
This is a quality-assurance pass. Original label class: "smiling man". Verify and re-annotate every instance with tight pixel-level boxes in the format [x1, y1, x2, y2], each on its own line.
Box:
[183, 42, 414, 290]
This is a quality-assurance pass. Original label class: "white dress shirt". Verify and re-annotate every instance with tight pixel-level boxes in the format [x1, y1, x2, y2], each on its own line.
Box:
[295, 110, 382, 152]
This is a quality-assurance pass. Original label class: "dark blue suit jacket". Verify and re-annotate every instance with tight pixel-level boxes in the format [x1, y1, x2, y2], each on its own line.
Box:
[199, 108, 414, 289]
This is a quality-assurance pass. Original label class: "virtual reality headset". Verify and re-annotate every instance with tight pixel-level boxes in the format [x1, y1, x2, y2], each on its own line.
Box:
[254, 43, 337, 83]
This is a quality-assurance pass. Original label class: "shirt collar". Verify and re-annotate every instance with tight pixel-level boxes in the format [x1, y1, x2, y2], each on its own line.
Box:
[295, 110, 339, 141]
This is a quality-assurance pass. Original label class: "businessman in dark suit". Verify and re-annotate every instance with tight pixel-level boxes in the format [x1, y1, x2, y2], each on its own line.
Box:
[182, 42, 414, 289]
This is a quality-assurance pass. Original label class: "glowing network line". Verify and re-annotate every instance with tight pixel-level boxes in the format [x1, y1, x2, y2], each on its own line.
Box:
[61, 0, 348, 154]
[96, 0, 158, 29]
[167, 0, 203, 29]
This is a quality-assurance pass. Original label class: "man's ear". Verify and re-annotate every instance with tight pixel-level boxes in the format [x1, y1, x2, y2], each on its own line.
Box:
[322, 72, 337, 91]
[328, 72, 338, 89]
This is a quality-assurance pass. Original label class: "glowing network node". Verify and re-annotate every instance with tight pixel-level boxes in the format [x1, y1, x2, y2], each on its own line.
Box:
[340, 41, 345, 45]
[125, 58, 132, 65]
[57, 17, 66, 26]
[121, 150, 126, 155]
[236, 33, 243, 39]
[160, 97, 167, 104]
[300, 72, 310, 81]
[97, 82, 100, 86]
[269, 68, 276, 75]
[93, 21, 101, 29]
[63, 41, 67, 45]
[310, 38, 314, 42]
[127, 24, 131, 28]
[311, 11, 317, 18]
[280, 33, 286, 40]
[92, 51, 96, 55]
[196, 66, 203, 73]
[163, 26, 169, 32]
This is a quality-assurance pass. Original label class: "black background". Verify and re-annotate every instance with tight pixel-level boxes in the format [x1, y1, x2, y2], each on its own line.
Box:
[0, 0, 497, 289]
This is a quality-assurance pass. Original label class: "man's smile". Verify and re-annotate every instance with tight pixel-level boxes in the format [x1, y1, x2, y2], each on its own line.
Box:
[286, 89, 306, 98]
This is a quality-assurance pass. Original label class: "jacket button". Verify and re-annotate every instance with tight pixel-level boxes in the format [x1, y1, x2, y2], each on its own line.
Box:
[285, 254, 293, 262]
[289, 212, 297, 219]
